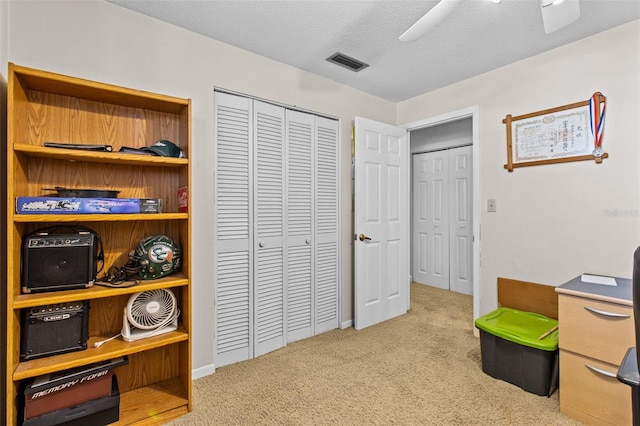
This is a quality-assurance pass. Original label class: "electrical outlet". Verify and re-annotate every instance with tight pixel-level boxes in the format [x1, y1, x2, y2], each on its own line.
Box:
[487, 199, 497, 213]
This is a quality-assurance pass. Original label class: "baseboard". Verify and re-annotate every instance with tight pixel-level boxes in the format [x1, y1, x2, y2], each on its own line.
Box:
[192, 363, 216, 380]
[340, 319, 353, 329]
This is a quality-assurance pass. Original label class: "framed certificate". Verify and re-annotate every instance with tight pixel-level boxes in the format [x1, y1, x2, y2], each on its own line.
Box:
[503, 94, 607, 171]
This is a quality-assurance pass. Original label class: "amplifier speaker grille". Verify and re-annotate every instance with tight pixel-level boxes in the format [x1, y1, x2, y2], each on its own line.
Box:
[20, 301, 89, 361]
[22, 233, 96, 293]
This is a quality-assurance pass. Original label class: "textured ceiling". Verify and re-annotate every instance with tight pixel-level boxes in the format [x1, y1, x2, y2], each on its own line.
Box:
[106, 0, 640, 102]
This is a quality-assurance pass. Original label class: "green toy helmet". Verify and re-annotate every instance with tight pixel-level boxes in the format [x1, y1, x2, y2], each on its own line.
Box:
[130, 235, 182, 280]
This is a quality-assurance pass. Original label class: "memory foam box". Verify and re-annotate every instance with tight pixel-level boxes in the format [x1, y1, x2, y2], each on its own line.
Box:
[474, 307, 559, 396]
[22, 376, 120, 426]
[23, 357, 127, 420]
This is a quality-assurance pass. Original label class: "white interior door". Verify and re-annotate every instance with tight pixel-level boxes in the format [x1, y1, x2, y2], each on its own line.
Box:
[314, 116, 340, 334]
[411, 146, 472, 295]
[253, 100, 286, 357]
[449, 146, 473, 295]
[412, 151, 449, 290]
[214, 92, 254, 367]
[354, 117, 409, 330]
[215, 91, 340, 367]
[285, 110, 314, 343]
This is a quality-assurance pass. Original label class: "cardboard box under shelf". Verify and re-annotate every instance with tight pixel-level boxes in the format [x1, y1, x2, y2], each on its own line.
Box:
[23, 357, 128, 420]
[22, 375, 120, 426]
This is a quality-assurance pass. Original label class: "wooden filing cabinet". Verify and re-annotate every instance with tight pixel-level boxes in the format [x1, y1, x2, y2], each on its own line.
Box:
[556, 276, 634, 425]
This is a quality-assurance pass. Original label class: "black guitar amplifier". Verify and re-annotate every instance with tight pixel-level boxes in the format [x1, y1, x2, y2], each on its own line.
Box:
[20, 301, 89, 361]
[22, 233, 97, 293]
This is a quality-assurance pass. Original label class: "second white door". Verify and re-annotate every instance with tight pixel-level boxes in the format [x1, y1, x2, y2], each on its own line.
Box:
[354, 117, 409, 330]
[412, 145, 473, 295]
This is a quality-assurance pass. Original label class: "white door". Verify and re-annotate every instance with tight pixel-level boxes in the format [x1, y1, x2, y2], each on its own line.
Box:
[411, 146, 472, 295]
[412, 150, 449, 290]
[449, 146, 473, 295]
[354, 117, 409, 330]
[285, 110, 314, 343]
[253, 100, 286, 357]
[214, 92, 254, 367]
[314, 116, 339, 334]
[285, 112, 340, 341]
[215, 92, 340, 367]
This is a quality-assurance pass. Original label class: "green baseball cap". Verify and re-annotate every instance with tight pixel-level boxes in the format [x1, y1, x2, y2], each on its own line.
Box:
[142, 140, 184, 158]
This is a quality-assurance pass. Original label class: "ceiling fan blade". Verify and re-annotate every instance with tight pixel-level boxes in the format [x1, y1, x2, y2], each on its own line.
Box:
[399, 0, 464, 42]
[541, 0, 581, 34]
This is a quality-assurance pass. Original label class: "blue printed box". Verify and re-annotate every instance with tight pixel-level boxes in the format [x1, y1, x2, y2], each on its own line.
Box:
[17, 197, 162, 214]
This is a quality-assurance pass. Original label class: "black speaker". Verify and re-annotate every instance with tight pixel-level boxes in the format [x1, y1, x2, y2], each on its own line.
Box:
[22, 233, 96, 293]
[20, 301, 89, 361]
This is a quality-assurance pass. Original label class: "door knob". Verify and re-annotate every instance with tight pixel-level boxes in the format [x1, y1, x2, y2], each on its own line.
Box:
[258, 242, 265, 248]
[359, 234, 372, 241]
[305, 239, 311, 245]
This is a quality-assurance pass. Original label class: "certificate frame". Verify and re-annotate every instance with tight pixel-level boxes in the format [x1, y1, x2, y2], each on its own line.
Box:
[503, 94, 607, 172]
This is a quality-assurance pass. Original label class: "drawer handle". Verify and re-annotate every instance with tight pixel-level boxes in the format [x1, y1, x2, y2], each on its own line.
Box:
[584, 306, 630, 318]
[585, 363, 618, 379]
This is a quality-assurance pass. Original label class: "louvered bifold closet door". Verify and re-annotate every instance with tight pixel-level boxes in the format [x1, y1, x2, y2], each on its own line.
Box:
[285, 110, 314, 343]
[315, 116, 340, 333]
[214, 92, 254, 368]
[253, 100, 287, 357]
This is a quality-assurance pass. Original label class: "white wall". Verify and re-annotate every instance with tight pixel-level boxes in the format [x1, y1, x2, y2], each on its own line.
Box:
[398, 20, 640, 316]
[8, 0, 640, 375]
[6, 0, 397, 374]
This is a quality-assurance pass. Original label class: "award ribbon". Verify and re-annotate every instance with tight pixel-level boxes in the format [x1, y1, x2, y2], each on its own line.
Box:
[589, 92, 606, 157]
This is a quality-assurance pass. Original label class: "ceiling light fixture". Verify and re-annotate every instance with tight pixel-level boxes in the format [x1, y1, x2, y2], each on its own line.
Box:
[541, 0, 580, 34]
[542, 0, 565, 7]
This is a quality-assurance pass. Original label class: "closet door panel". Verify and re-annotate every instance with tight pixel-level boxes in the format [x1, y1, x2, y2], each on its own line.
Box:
[214, 93, 254, 367]
[253, 100, 286, 357]
[286, 110, 314, 342]
[315, 116, 339, 333]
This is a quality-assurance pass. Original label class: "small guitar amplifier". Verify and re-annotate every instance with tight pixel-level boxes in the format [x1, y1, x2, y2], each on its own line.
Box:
[20, 301, 89, 361]
[22, 233, 97, 293]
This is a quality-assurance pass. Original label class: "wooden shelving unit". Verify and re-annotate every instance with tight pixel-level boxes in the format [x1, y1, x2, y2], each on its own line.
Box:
[4, 63, 192, 425]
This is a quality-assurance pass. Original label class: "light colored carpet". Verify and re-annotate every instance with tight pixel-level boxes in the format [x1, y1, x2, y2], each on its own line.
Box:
[168, 283, 582, 425]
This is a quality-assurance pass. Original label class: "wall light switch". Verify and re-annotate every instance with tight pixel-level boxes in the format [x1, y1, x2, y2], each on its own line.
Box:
[487, 199, 497, 212]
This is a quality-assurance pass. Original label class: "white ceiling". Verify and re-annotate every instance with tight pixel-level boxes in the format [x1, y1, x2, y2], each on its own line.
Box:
[106, 0, 640, 102]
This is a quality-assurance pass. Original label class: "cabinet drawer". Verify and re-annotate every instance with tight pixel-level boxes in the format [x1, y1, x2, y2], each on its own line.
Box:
[558, 294, 634, 365]
[560, 349, 632, 425]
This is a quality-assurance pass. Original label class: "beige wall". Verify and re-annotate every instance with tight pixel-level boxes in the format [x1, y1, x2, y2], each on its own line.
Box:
[6, 0, 640, 375]
[398, 20, 640, 315]
[6, 0, 396, 374]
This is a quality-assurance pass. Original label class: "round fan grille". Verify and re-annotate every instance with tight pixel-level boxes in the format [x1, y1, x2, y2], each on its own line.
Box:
[126, 289, 176, 330]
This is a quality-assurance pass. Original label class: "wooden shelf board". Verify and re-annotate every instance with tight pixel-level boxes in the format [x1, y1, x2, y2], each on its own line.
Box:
[13, 274, 189, 309]
[14, 144, 188, 167]
[13, 327, 189, 381]
[13, 64, 189, 114]
[115, 379, 189, 425]
[14, 213, 188, 223]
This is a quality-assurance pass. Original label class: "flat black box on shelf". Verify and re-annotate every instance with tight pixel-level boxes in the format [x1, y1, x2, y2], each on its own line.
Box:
[22, 375, 120, 426]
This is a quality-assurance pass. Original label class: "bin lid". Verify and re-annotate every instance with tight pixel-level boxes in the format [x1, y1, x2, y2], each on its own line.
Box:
[474, 307, 558, 351]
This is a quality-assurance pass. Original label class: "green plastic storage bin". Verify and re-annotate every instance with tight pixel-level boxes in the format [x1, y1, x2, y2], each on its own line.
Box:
[475, 307, 558, 351]
[474, 307, 559, 396]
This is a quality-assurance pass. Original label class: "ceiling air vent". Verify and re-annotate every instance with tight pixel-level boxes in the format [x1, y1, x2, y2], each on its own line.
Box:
[326, 52, 369, 72]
